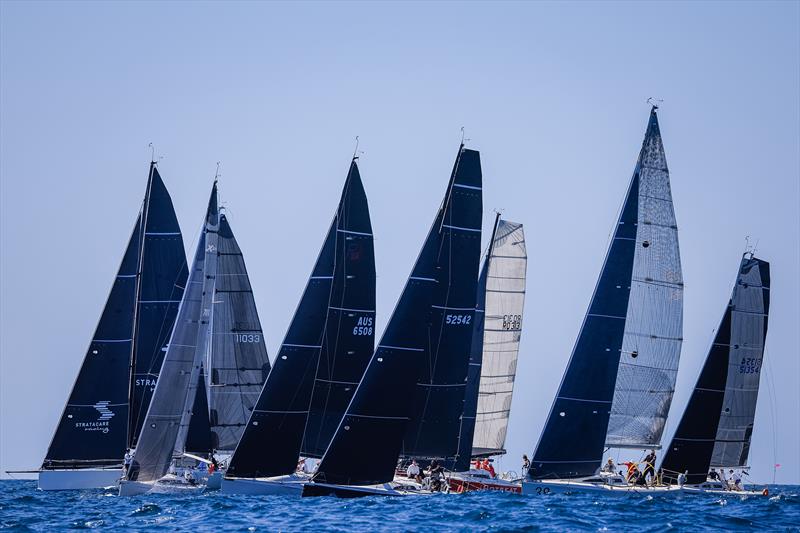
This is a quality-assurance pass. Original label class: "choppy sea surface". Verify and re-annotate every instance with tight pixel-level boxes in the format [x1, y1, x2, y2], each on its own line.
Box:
[0, 481, 798, 532]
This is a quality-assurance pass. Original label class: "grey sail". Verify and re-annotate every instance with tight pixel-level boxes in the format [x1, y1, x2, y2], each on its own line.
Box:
[206, 212, 271, 452]
[472, 219, 527, 458]
[126, 184, 220, 483]
[126, 231, 207, 482]
[710, 256, 770, 468]
[605, 109, 683, 449]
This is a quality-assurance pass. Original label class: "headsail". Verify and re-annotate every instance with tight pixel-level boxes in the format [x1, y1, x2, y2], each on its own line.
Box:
[312, 145, 482, 486]
[472, 219, 527, 458]
[530, 107, 682, 479]
[660, 255, 770, 485]
[207, 212, 272, 452]
[125, 183, 219, 483]
[42, 163, 187, 471]
[227, 159, 373, 478]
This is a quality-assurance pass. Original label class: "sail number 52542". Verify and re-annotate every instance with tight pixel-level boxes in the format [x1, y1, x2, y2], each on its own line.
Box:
[446, 314, 472, 325]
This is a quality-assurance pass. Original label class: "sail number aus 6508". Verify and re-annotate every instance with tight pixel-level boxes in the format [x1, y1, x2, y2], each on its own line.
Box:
[446, 314, 472, 325]
[353, 316, 374, 336]
[235, 334, 261, 343]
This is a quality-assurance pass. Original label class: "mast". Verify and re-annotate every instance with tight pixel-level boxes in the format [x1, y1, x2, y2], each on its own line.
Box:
[453, 212, 500, 471]
[126, 162, 155, 449]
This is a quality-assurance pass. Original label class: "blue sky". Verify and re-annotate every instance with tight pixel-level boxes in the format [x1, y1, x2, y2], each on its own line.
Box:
[1, 1, 798, 484]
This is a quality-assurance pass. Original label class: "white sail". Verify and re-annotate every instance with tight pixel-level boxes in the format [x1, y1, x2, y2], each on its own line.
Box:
[472, 220, 527, 456]
[605, 113, 684, 448]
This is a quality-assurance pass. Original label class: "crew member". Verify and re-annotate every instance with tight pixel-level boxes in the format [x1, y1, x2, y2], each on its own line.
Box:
[406, 459, 422, 483]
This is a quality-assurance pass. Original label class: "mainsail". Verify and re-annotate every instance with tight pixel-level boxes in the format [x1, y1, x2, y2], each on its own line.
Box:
[530, 107, 682, 479]
[42, 163, 187, 471]
[660, 255, 770, 485]
[472, 219, 527, 458]
[227, 159, 374, 478]
[312, 145, 482, 486]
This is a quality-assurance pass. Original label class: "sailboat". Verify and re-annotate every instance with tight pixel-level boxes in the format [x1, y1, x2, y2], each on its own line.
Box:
[303, 144, 483, 498]
[659, 254, 771, 496]
[221, 157, 375, 495]
[39, 162, 188, 491]
[119, 177, 271, 496]
[448, 215, 528, 494]
[522, 105, 684, 495]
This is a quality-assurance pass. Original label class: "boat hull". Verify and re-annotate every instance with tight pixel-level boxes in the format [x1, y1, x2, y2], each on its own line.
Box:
[221, 474, 308, 495]
[38, 469, 121, 491]
[447, 472, 521, 494]
[523, 479, 681, 495]
[205, 472, 223, 490]
[302, 481, 429, 498]
[118, 480, 153, 497]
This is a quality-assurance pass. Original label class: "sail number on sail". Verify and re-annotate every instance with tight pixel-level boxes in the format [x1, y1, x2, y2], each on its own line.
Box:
[234, 333, 261, 343]
[353, 316, 374, 336]
[446, 314, 472, 325]
[502, 314, 522, 330]
[739, 357, 762, 374]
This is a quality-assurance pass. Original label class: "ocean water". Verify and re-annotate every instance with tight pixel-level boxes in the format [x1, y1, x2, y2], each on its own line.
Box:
[0, 481, 798, 532]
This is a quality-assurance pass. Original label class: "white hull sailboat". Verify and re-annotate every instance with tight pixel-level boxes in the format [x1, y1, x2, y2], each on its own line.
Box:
[38, 468, 122, 491]
[221, 472, 310, 495]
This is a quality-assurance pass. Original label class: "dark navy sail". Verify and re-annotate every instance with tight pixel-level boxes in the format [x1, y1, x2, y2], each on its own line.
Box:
[661, 255, 770, 485]
[529, 161, 640, 480]
[42, 216, 142, 469]
[185, 367, 214, 456]
[227, 160, 370, 478]
[453, 250, 490, 471]
[312, 146, 482, 486]
[43, 163, 187, 470]
[302, 162, 376, 458]
[401, 148, 483, 465]
[128, 165, 189, 449]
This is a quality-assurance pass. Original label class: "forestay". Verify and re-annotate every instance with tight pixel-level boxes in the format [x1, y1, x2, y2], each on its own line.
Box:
[472, 219, 527, 458]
